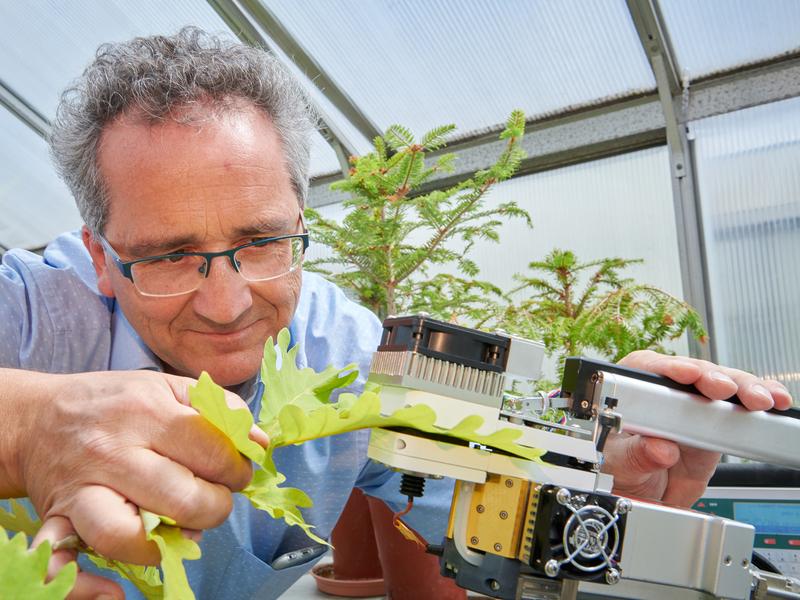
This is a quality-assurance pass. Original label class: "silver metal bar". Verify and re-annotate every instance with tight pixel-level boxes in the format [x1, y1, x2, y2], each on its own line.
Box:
[621, 499, 754, 598]
[625, 0, 713, 361]
[0, 77, 50, 140]
[597, 372, 800, 468]
[237, 0, 383, 144]
[206, 0, 361, 166]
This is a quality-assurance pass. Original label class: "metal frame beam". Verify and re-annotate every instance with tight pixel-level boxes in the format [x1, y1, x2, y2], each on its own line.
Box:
[0, 77, 50, 140]
[625, 0, 713, 361]
[206, 0, 360, 169]
[309, 50, 800, 203]
[235, 0, 383, 144]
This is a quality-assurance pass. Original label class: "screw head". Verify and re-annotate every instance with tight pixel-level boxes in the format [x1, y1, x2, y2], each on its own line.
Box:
[499, 510, 509, 520]
[544, 560, 560, 577]
[493, 543, 502, 552]
[489, 580, 501, 591]
[470, 536, 479, 545]
[616, 498, 632, 514]
[556, 488, 572, 505]
[606, 568, 621, 585]
[505, 479, 514, 488]
[476, 504, 485, 514]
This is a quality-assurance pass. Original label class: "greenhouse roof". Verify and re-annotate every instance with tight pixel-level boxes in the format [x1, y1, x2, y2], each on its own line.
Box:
[1, 0, 799, 250]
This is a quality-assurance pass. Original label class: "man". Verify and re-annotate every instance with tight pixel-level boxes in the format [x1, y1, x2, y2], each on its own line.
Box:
[0, 28, 792, 599]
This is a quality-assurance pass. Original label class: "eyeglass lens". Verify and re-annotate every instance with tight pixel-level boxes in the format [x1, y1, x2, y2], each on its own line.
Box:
[130, 237, 305, 296]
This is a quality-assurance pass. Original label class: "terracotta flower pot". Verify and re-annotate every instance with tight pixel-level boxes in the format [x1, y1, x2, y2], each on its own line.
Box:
[312, 488, 386, 597]
[366, 496, 466, 600]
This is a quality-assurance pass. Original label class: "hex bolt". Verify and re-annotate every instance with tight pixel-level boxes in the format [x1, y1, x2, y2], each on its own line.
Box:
[615, 498, 632, 514]
[476, 504, 485, 513]
[470, 536, 479, 545]
[605, 568, 621, 585]
[493, 543, 502, 552]
[544, 559, 560, 577]
[499, 510, 509, 520]
[556, 488, 572, 505]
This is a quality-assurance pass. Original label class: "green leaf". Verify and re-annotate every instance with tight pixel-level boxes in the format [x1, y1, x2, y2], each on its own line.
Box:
[141, 510, 201, 600]
[242, 470, 325, 546]
[258, 329, 358, 435]
[0, 528, 76, 599]
[85, 553, 163, 599]
[269, 390, 544, 463]
[0, 499, 41, 537]
[189, 372, 265, 464]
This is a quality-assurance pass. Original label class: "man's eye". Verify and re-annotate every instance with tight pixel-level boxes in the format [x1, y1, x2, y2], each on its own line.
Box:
[166, 255, 186, 263]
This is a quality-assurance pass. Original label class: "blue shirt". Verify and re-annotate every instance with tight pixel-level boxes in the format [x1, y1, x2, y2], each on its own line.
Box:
[0, 232, 450, 599]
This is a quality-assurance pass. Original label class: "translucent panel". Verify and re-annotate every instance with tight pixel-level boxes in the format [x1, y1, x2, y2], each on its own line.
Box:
[0, 1, 340, 178]
[0, 0, 236, 119]
[266, 0, 655, 137]
[0, 111, 80, 249]
[659, 0, 800, 83]
[308, 130, 343, 177]
[310, 146, 686, 379]
[691, 97, 800, 401]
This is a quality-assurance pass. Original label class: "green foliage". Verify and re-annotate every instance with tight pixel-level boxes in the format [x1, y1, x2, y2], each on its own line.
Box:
[0, 498, 41, 536]
[141, 510, 200, 599]
[499, 249, 707, 370]
[305, 110, 532, 320]
[191, 330, 544, 551]
[2, 329, 545, 597]
[189, 372, 266, 464]
[0, 497, 194, 599]
[0, 528, 77, 599]
[85, 553, 163, 598]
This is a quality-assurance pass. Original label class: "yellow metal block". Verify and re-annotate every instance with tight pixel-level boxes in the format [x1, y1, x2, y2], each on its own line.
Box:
[464, 475, 530, 558]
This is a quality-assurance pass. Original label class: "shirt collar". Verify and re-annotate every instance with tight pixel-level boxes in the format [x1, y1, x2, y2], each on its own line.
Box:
[109, 302, 162, 372]
[109, 302, 265, 410]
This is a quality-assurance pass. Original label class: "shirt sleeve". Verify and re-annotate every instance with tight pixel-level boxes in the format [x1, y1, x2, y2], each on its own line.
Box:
[0, 232, 112, 373]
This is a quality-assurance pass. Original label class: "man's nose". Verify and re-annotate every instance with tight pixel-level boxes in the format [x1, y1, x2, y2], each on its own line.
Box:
[191, 256, 253, 324]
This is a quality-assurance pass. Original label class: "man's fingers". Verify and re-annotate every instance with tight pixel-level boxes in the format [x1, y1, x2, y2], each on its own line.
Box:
[149, 411, 254, 491]
[68, 572, 125, 600]
[33, 516, 79, 579]
[107, 449, 235, 531]
[34, 516, 125, 600]
[620, 350, 793, 411]
[164, 374, 270, 450]
[763, 379, 794, 410]
[623, 435, 681, 473]
[602, 433, 679, 497]
[619, 351, 701, 385]
[59, 485, 161, 565]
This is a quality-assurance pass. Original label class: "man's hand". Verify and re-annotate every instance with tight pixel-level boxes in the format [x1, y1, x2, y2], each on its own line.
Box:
[1, 368, 268, 599]
[602, 350, 793, 507]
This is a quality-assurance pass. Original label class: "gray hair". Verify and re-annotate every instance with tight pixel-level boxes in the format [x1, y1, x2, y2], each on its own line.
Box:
[50, 26, 315, 234]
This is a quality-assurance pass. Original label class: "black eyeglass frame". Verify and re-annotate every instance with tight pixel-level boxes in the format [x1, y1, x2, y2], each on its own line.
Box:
[98, 232, 310, 289]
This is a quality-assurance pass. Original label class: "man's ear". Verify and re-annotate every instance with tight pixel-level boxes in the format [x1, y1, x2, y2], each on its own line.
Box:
[82, 225, 115, 298]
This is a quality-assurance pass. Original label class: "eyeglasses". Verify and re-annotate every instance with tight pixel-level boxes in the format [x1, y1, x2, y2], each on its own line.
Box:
[98, 227, 309, 298]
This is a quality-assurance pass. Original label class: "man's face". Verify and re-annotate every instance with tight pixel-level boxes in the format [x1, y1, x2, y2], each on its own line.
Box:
[85, 103, 303, 386]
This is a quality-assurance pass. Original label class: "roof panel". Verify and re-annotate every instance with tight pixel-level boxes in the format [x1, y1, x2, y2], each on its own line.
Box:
[659, 0, 800, 83]
[265, 0, 656, 137]
[0, 0, 342, 199]
[0, 109, 80, 249]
